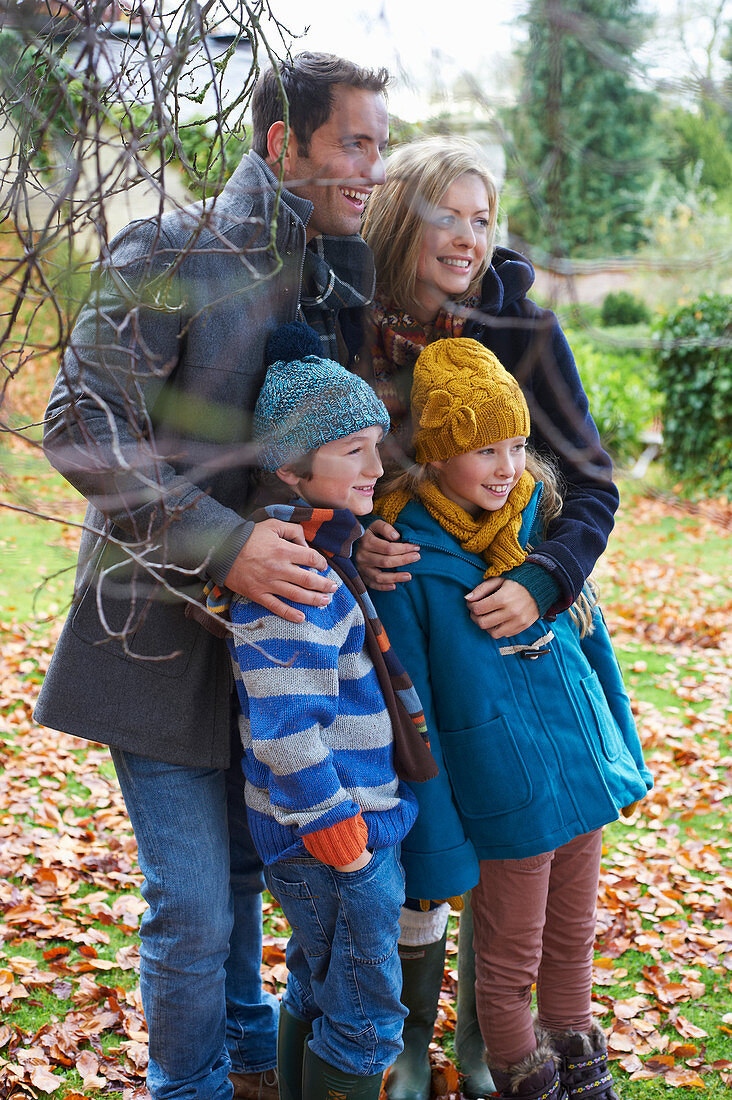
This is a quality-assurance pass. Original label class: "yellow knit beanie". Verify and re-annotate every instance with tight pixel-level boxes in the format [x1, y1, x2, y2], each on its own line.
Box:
[412, 338, 530, 463]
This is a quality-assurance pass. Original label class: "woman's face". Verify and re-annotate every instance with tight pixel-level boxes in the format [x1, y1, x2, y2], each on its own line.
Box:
[413, 173, 492, 322]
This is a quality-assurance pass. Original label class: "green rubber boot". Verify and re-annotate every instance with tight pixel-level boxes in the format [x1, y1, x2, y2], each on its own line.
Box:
[385, 931, 447, 1100]
[276, 1005, 313, 1100]
[301, 1044, 384, 1099]
[455, 895, 495, 1100]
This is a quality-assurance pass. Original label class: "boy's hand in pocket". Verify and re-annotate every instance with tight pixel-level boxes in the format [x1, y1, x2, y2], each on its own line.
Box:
[335, 850, 373, 873]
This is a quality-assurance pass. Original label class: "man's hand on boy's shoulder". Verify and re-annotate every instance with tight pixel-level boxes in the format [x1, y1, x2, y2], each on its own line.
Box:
[224, 519, 337, 624]
[356, 519, 421, 591]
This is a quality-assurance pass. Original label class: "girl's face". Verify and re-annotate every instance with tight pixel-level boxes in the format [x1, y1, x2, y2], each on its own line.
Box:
[412, 173, 492, 323]
[431, 438, 527, 516]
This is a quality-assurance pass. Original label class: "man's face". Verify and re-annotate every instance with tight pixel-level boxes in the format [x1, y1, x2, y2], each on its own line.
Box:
[282, 85, 389, 239]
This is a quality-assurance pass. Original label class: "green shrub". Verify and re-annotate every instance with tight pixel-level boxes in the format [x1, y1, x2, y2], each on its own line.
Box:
[165, 121, 249, 198]
[600, 290, 650, 327]
[565, 329, 659, 461]
[653, 294, 732, 492]
[107, 106, 249, 199]
[0, 29, 81, 171]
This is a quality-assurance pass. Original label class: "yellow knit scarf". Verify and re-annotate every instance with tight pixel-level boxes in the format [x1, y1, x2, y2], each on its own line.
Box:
[374, 470, 536, 578]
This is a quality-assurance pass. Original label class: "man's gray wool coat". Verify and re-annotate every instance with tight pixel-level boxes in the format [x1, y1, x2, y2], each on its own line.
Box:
[34, 152, 374, 768]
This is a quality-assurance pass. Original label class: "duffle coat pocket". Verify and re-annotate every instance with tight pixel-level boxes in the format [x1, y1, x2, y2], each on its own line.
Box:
[580, 670, 623, 762]
[441, 716, 533, 818]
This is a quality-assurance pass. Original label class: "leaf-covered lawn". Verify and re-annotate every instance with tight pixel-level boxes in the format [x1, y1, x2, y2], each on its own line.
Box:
[0, 486, 730, 1100]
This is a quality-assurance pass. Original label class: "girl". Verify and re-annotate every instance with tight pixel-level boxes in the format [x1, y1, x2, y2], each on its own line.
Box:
[369, 337, 652, 1100]
[359, 134, 620, 1100]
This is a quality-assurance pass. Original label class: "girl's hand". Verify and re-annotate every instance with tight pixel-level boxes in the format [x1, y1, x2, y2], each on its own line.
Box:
[335, 849, 373, 873]
[466, 578, 539, 639]
[354, 519, 420, 590]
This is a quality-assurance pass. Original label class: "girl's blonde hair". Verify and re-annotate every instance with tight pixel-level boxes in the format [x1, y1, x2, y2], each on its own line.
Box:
[379, 448, 597, 636]
[362, 137, 500, 314]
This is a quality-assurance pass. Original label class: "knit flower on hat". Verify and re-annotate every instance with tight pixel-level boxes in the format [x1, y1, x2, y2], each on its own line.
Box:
[420, 389, 479, 450]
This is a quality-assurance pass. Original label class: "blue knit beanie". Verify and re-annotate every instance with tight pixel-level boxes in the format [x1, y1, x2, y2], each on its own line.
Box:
[253, 323, 391, 471]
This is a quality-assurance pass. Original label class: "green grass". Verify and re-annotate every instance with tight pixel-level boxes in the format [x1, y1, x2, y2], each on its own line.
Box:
[596, 482, 732, 641]
[610, 484, 730, 574]
[0, 511, 79, 624]
[1, 449, 84, 624]
[615, 642, 726, 716]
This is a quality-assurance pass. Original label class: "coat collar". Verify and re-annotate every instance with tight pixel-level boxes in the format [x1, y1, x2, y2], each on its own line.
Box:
[234, 155, 375, 304]
[250, 151, 315, 228]
[462, 246, 536, 321]
[222, 151, 314, 232]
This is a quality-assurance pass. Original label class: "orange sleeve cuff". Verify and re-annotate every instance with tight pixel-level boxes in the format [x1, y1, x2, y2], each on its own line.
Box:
[302, 813, 368, 866]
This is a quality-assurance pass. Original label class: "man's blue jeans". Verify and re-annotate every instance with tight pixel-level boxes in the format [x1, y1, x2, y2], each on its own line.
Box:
[111, 746, 278, 1100]
[264, 845, 407, 1077]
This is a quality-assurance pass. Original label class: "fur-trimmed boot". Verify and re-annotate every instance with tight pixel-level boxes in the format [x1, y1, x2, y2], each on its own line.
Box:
[549, 1024, 619, 1100]
[489, 1042, 567, 1100]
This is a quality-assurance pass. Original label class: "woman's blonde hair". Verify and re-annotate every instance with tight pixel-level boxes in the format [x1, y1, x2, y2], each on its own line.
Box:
[362, 136, 500, 314]
[378, 447, 598, 636]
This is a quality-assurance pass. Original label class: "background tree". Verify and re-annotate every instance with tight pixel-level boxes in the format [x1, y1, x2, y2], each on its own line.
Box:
[722, 15, 732, 113]
[659, 102, 732, 198]
[504, 0, 659, 257]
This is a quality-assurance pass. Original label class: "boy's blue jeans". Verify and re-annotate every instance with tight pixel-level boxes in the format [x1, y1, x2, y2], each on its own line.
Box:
[265, 845, 407, 1077]
[111, 747, 279, 1100]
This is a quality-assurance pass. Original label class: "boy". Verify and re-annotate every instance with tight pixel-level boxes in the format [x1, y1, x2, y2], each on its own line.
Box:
[207, 324, 435, 1100]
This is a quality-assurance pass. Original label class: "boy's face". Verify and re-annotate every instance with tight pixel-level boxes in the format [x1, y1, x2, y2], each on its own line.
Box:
[431, 437, 527, 516]
[278, 426, 384, 515]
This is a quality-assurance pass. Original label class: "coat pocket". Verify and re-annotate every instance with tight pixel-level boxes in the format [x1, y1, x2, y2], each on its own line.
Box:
[580, 671, 623, 762]
[71, 538, 197, 679]
[441, 716, 533, 818]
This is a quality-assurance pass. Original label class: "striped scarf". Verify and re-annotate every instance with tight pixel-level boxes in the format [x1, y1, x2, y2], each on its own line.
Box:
[208, 502, 437, 784]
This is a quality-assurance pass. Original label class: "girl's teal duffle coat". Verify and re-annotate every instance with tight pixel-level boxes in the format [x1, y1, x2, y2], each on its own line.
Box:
[369, 485, 653, 902]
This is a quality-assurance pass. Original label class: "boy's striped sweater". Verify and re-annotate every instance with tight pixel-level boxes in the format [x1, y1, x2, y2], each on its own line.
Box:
[227, 564, 418, 867]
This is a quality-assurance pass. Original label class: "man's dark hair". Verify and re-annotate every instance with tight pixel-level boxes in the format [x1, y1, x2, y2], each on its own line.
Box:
[251, 52, 389, 158]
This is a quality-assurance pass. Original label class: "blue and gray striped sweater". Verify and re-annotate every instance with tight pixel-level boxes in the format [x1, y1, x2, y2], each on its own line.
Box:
[228, 567, 418, 866]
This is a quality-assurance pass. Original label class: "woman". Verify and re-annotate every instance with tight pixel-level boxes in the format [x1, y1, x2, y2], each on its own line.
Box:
[358, 137, 620, 1100]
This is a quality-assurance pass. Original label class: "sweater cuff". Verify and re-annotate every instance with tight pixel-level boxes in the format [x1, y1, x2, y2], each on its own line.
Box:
[504, 561, 562, 617]
[207, 520, 255, 586]
[301, 813, 368, 866]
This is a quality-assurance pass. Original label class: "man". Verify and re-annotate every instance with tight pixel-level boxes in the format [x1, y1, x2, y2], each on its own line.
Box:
[34, 52, 389, 1100]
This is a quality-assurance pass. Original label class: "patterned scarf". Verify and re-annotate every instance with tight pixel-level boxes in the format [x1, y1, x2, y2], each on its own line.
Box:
[299, 234, 376, 361]
[375, 472, 536, 578]
[208, 502, 437, 784]
[367, 296, 479, 452]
